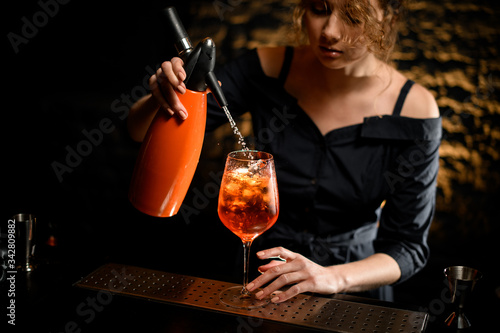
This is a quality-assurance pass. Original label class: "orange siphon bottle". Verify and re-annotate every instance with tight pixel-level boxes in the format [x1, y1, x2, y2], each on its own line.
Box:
[128, 7, 227, 217]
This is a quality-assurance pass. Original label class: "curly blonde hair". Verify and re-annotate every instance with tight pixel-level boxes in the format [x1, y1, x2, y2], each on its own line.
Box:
[292, 0, 406, 62]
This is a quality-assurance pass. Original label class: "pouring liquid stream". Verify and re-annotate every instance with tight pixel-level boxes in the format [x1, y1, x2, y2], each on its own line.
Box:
[222, 106, 267, 172]
[222, 105, 250, 152]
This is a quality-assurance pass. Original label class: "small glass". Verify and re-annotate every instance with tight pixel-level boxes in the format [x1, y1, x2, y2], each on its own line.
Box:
[13, 214, 37, 272]
[444, 266, 482, 329]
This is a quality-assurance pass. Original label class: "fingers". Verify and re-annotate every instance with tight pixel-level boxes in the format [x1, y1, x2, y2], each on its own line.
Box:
[171, 57, 186, 86]
[247, 247, 302, 294]
[256, 247, 297, 261]
[250, 260, 306, 300]
[258, 260, 286, 274]
[247, 247, 328, 303]
[161, 60, 186, 94]
[149, 58, 188, 119]
[266, 281, 307, 303]
[149, 68, 170, 112]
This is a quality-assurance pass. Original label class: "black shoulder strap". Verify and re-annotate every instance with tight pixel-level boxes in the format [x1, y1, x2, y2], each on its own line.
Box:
[278, 46, 294, 86]
[392, 79, 415, 116]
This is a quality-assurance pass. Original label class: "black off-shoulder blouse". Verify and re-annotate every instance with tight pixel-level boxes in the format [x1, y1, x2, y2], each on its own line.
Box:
[205, 48, 442, 299]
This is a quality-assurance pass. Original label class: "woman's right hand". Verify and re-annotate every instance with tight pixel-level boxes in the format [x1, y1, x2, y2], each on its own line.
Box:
[127, 57, 189, 142]
[149, 57, 189, 120]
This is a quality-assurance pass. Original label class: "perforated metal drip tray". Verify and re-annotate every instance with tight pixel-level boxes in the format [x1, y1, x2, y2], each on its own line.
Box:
[75, 263, 428, 332]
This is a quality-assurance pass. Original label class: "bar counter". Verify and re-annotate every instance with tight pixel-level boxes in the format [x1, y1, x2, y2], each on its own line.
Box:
[5, 258, 486, 333]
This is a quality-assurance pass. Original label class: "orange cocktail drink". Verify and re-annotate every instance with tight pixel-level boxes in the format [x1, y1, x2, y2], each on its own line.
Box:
[217, 150, 279, 309]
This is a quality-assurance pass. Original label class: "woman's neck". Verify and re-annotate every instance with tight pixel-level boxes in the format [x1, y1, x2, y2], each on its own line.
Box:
[305, 46, 388, 92]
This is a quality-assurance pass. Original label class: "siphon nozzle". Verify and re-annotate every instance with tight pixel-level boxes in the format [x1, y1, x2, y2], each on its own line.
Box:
[162, 6, 193, 58]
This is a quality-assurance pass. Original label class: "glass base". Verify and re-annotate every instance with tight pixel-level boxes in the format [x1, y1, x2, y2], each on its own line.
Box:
[219, 286, 270, 309]
[445, 311, 472, 329]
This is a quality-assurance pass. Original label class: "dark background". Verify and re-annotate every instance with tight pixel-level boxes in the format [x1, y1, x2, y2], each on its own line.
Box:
[3, 0, 500, 331]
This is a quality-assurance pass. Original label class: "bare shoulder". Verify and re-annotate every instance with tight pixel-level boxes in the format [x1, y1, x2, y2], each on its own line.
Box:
[401, 80, 440, 119]
[256, 46, 287, 79]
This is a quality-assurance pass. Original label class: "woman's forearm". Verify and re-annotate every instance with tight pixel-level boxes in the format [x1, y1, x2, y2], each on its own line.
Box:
[329, 253, 401, 293]
[127, 94, 161, 142]
[248, 247, 401, 303]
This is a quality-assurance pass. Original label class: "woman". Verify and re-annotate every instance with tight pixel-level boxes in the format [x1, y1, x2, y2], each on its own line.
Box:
[128, 0, 441, 302]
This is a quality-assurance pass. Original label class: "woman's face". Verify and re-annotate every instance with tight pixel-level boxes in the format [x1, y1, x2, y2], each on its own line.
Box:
[304, 0, 381, 70]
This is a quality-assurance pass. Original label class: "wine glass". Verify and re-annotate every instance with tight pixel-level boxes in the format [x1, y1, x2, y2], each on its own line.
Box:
[218, 150, 279, 309]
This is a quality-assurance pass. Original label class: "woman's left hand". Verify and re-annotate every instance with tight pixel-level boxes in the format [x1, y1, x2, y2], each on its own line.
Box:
[246, 247, 345, 303]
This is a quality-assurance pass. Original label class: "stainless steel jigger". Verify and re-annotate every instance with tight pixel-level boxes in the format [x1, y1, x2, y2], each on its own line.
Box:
[13, 213, 37, 272]
[444, 266, 482, 329]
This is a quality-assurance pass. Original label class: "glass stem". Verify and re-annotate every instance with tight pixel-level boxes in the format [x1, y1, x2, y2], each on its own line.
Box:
[242, 240, 253, 295]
